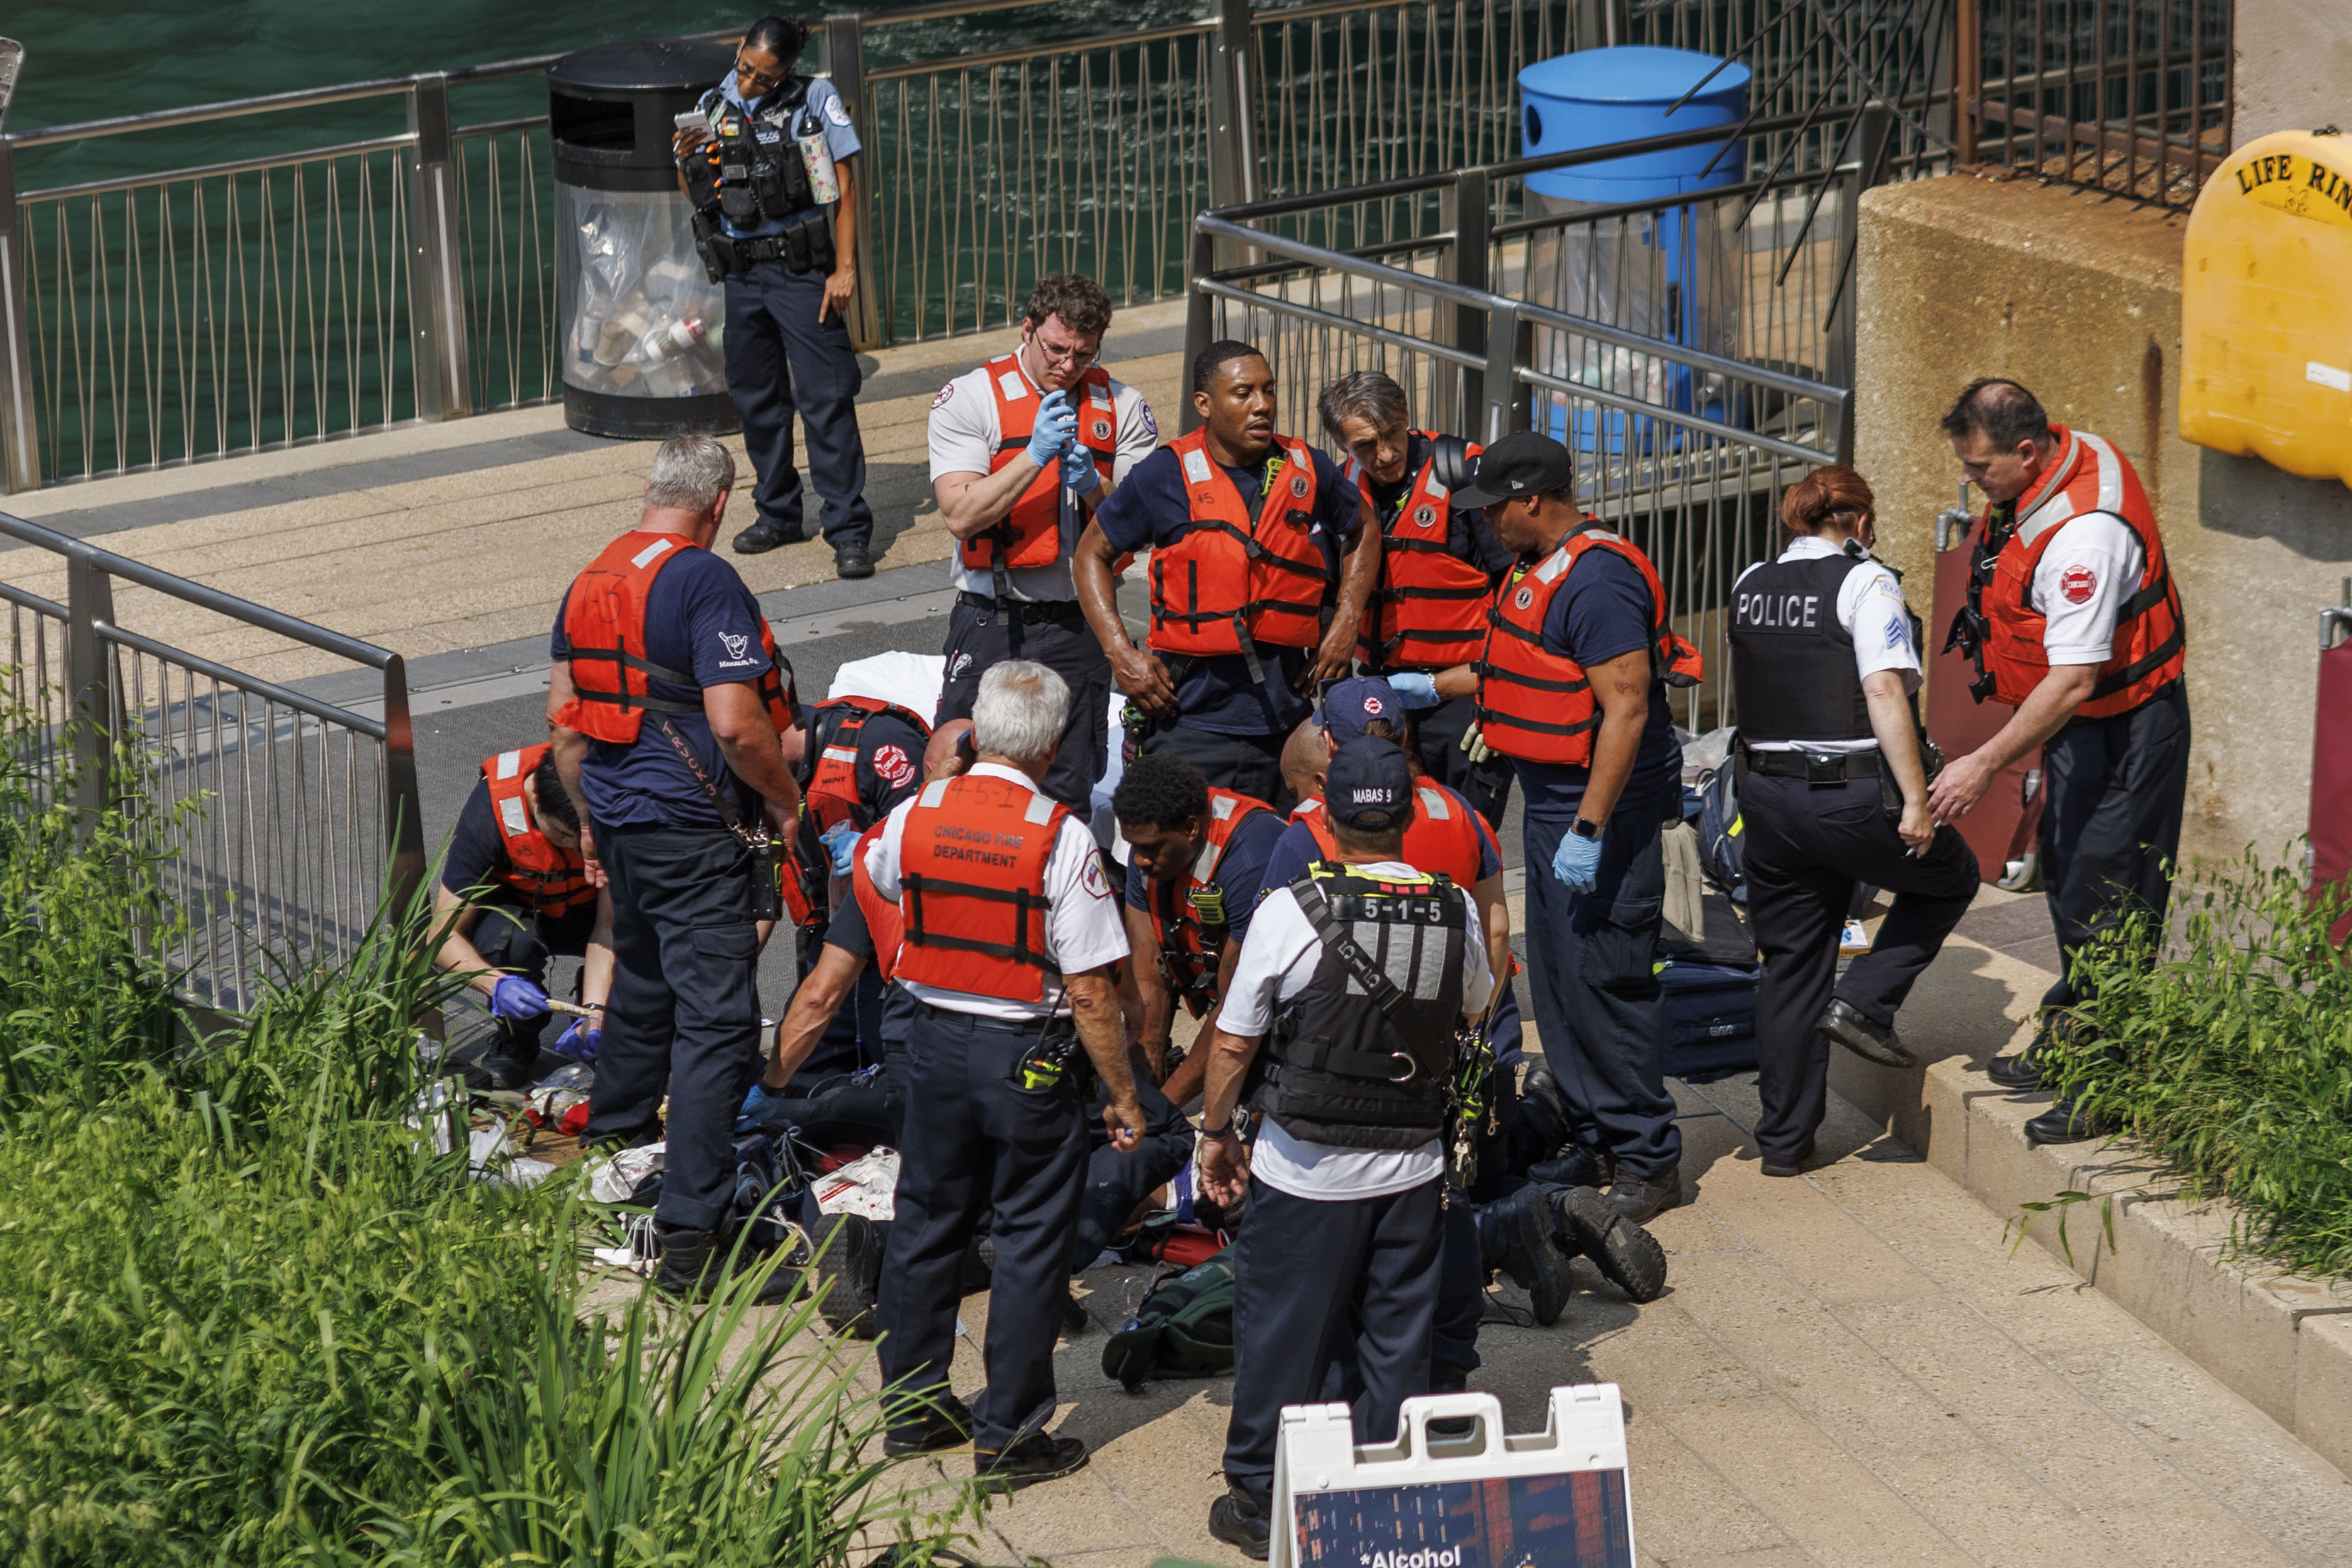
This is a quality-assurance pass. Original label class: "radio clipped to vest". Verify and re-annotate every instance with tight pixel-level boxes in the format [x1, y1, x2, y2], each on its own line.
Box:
[685, 84, 836, 281]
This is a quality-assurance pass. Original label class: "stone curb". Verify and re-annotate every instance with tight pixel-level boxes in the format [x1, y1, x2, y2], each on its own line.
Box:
[1827, 1044, 2352, 1477]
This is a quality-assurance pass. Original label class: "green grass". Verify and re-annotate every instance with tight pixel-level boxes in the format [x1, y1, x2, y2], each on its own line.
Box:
[0, 713, 983, 1565]
[2042, 850, 2352, 1278]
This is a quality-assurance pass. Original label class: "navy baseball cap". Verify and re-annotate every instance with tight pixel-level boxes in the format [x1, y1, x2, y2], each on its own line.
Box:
[1318, 676, 1406, 746]
[1450, 430, 1578, 510]
[1324, 738, 1416, 831]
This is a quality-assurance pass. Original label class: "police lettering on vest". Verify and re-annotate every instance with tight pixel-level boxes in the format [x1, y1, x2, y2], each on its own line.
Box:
[1362, 432, 1490, 671]
[1146, 788, 1278, 1017]
[1148, 430, 1332, 669]
[892, 773, 1073, 1002]
[554, 532, 797, 744]
[479, 744, 596, 918]
[963, 354, 1119, 586]
[1948, 425, 2186, 717]
[1475, 526, 1702, 765]
[1293, 785, 1485, 889]
[684, 82, 834, 276]
[1248, 864, 1467, 1149]
[1729, 554, 1874, 743]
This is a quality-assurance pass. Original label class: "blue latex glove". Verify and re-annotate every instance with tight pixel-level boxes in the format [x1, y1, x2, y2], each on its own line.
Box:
[490, 975, 550, 1021]
[1059, 444, 1100, 495]
[1024, 390, 1077, 467]
[818, 819, 860, 876]
[553, 1019, 601, 1062]
[1551, 826, 1603, 893]
[1387, 671, 1443, 709]
[738, 1080, 788, 1135]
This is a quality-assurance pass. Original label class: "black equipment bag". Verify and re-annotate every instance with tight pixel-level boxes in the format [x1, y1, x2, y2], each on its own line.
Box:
[1657, 959, 1758, 1081]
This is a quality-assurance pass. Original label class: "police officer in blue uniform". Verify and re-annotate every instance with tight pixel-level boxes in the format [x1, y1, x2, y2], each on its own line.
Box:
[675, 16, 875, 578]
[1728, 466, 1979, 1176]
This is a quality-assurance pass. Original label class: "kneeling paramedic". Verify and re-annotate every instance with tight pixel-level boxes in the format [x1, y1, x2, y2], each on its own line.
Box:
[1196, 738, 1494, 1559]
[864, 660, 1147, 1489]
[433, 742, 615, 1090]
[547, 436, 804, 1300]
[1728, 465, 1979, 1177]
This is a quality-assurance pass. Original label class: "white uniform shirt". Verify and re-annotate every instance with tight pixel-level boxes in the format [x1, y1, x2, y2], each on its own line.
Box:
[1732, 537, 1920, 755]
[865, 762, 1130, 1020]
[926, 354, 1160, 602]
[1219, 861, 1494, 1202]
[2027, 513, 2145, 666]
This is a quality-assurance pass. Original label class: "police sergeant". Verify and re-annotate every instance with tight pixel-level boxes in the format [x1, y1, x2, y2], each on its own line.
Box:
[547, 436, 805, 1299]
[432, 742, 615, 1090]
[1076, 340, 1379, 807]
[1930, 380, 2190, 1144]
[1316, 371, 1516, 825]
[675, 16, 875, 578]
[929, 274, 1158, 812]
[863, 660, 1147, 1489]
[1727, 465, 1980, 1176]
[1438, 431, 1701, 1223]
[1194, 738, 1494, 1559]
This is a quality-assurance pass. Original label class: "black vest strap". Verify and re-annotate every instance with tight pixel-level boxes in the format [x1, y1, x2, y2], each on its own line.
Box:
[1729, 551, 1874, 743]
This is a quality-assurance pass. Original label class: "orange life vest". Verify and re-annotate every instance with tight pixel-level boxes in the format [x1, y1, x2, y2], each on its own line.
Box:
[1293, 783, 1487, 889]
[961, 355, 1118, 580]
[1148, 429, 1332, 661]
[849, 821, 903, 983]
[479, 744, 596, 919]
[554, 530, 796, 744]
[1474, 525, 1702, 766]
[892, 772, 1073, 1002]
[1362, 433, 1491, 671]
[1143, 787, 1277, 1017]
[1959, 425, 2187, 718]
[803, 695, 934, 834]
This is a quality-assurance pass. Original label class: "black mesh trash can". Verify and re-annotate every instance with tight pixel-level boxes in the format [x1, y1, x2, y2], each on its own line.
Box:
[549, 38, 739, 439]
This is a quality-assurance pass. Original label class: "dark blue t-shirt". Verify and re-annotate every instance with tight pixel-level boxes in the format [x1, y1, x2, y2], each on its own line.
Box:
[1260, 781, 1502, 894]
[550, 544, 775, 830]
[1510, 544, 1681, 824]
[1122, 805, 1285, 946]
[1095, 444, 1362, 737]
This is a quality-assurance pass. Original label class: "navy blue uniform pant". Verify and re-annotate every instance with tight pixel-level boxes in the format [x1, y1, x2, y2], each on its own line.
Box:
[1224, 1175, 1443, 1503]
[586, 824, 763, 1235]
[877, 1006, 1089, 1455]
[1070, 1075, 1197, 1268]
[1742, 770, 1980, 1164]
[939, 600, 1112, 814]
[724, 258, 872, 549]
[2039, 681, 2191, 1013]
[1521, 809, 1682, 1179]
[1143, 724, 1288, 812]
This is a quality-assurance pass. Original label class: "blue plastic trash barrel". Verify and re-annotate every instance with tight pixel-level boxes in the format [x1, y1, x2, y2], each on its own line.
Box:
[1516, 47, 1750, 452]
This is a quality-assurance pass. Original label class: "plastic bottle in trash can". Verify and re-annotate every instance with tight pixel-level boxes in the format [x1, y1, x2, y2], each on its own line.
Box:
[631, 313, 707, 364]
[795, 107, 840, 205]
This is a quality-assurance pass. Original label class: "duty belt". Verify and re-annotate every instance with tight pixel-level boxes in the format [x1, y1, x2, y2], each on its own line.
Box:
[956, 588, 1087, 625]
[1742, 747, 1883, 783]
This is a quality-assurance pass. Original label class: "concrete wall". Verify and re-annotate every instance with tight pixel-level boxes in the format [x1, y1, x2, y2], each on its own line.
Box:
[1853, 174, 2352, 872]
[2233, 2, 2352, 145]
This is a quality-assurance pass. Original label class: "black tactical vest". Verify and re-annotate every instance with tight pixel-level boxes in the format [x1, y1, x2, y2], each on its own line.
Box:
[1729, 551, 1874, 743]
[1249, 864, 1466, 1150]
[690, 82, 817, 229]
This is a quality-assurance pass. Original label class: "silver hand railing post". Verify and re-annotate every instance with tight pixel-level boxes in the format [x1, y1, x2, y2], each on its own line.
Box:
[0, 133, 38, 492]
[405, 73, 473, 422]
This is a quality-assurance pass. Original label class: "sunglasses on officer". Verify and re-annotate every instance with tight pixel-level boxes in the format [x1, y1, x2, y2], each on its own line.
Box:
[734, 48, 790, 94]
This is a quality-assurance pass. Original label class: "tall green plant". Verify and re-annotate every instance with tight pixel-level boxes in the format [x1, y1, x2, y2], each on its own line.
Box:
[2045, 850, 2352, 1277]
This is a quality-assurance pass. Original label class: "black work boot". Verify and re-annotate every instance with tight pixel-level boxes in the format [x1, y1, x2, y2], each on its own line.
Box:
[2025, 1098, 2115, 1146]
[1552, 1183, 1669, 1303]
[1605, 1163, 1683, 1224]
[1210, 1482, 1273, 1560]
[975, 1431, 1089, 1491]
[732, 517, 805, 554]
[833, 540, 875, 579]
[883, 1392, 975, 1457]
[1472, 1186, 1575, 1327]
[1818, 999, 1918, 1068]
[654, 1226, 717, 1299]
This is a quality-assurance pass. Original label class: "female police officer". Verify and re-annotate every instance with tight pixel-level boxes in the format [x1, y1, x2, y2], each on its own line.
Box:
[1726, 466, 1978, 1177]
[673, 16, 875, 578]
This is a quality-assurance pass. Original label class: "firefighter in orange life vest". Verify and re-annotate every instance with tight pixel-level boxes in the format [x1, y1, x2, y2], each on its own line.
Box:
[1435, 432, 1704, 1226]
[929, 274, 1160, 812]
[432, 742, 615, 1091]
[1317, 371, 1517, 827]
[1074, 339, 1381, 809]
[1929, 379, 2190, 1146]
[863, 659, 1145, 1489]
[546, 436, 806, 1302]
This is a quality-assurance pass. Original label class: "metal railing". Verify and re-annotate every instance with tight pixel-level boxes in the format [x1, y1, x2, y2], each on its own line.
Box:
[0, 512, 424, 1014]
[1959, 0, 2232, 206]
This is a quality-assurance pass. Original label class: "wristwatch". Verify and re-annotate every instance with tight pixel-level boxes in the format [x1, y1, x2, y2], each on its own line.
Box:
[1569, 816, 1603, 841]
[1202, 1111, 1241, 1140]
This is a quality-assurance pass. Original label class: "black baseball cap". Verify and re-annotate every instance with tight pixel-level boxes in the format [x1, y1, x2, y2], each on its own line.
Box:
[1323, 738, 1416, 831]
[1450, 430, 1578, 510]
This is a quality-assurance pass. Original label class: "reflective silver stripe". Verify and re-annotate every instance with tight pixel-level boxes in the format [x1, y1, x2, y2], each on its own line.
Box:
[919, 778, 952, 808]
[2077, 430, 2128, 514]
[2017, 430, 2089, 547]
[1532, 542, 1575, 584]
[493, 749, 523, 779]
[1211, 794, 1239, 820]
[1022, 792, 1058, 825]
[823, 746, 858, 762]
[1194, 840, 1223, 882]
[1416, 786, 1450, 820]
[498, 797, 530, 837]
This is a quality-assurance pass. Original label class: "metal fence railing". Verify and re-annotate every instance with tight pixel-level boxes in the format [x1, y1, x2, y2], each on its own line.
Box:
[0, 512, 424, 1016]
[1959, 0, 2233, 207]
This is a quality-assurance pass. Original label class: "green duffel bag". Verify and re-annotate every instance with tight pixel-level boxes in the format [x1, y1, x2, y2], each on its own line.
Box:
[1101, 1248, 1236, 1392]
